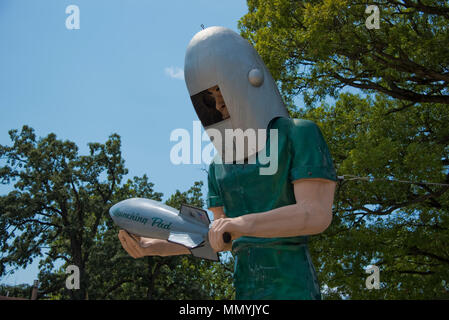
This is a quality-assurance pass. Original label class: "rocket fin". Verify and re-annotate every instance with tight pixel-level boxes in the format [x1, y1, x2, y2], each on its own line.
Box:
[179, 204, 211, 227]
[168, 231, 204, 249]
[190, 241, 219, 262]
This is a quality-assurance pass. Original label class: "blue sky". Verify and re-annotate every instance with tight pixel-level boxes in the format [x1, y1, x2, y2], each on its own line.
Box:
[0, 0, 249, 286]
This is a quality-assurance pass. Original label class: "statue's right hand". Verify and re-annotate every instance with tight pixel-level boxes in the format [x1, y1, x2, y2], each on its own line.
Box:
[118, 229, 160, 258]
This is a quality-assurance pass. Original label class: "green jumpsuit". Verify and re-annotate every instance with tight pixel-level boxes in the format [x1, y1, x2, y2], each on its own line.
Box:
[207, 117, 337, 300]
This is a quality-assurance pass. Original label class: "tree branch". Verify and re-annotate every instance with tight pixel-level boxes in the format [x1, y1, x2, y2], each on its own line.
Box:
[408, 246, 449, 265]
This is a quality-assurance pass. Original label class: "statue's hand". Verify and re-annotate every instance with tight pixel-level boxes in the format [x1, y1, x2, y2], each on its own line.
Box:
[208, 217, 246, 252]
[118, 229, 160, 258]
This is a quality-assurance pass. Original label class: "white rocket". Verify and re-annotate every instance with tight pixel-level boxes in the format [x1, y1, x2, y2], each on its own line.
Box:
[109, 198, 225, 261]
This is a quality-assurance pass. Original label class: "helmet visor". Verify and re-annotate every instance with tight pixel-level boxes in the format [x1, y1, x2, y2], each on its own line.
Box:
[190, 85, 230, 127]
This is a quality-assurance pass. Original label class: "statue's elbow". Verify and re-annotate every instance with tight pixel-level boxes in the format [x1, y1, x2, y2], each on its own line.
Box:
[316, 210, 333, 234]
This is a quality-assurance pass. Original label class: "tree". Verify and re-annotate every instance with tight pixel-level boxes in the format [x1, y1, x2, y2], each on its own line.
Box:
[239, 0, 449, 107]
[0, 126, 127, 299]
[0, 126, 234, 299]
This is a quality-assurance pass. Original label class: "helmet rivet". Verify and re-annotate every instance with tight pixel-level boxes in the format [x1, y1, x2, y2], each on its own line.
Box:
[248, 68, 264, 87]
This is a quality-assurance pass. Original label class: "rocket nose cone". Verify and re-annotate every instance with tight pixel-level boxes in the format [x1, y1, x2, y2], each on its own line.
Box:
[109, 202, 120, 220]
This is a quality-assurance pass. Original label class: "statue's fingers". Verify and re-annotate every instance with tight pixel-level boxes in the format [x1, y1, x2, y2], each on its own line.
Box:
[129, 233, 142, 243]
[127, 239, 142, 258]
[208, 227, 220, 252]
[118, 231, 140, 258]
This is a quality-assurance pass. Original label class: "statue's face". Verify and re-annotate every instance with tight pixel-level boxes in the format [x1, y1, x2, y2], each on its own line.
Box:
[207, 85, 229, 119]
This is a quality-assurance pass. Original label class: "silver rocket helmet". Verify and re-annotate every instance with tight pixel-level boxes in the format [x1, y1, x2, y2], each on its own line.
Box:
[184, 26, 289, 163]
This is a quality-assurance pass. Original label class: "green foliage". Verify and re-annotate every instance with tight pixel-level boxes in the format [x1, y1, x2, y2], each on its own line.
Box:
[0, 126, 234, 300]
[0, 283, 33, 299]
[239, 0, 449, 107]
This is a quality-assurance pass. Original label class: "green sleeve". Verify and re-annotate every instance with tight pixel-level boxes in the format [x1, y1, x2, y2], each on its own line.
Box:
[288, 119, 337, 182]
[207, 162, 224, 208]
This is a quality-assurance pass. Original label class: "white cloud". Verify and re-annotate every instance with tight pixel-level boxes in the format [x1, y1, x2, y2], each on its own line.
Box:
[164, 66, 184, 80]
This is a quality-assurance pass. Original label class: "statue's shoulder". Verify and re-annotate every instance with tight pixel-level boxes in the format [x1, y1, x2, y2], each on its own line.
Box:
[291, 118, 318, 129]
[270, 117, 319, 136]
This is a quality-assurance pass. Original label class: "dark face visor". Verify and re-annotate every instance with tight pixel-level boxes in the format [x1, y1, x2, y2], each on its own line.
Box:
[190, 85, 230, 127]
